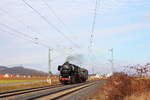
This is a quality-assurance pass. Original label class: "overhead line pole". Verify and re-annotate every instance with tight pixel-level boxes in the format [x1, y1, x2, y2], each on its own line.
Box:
[88, 0, 100, 74]
[109, 48, 115, 73]
[47, 48, 52, 85]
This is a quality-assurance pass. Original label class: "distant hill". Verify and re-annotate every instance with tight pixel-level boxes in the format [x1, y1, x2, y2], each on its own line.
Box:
[0, 66, 47, 75]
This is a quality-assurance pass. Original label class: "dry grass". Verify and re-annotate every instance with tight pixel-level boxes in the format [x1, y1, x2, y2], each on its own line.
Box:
[87, 72, 150, 100]
[0, 77, 47, 80]
[124, 91, 150, 100]
[0, 79, 60, 92]
[0, 81, 49, 92]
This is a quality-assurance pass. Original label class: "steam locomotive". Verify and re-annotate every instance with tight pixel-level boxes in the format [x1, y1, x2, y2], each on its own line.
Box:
[58, 62, 88, 84]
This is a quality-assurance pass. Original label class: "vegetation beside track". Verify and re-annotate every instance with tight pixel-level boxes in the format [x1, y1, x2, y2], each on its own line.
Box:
[0, 78, 60, 92]
[87, 72, 150, 100]
[0, 81, 48, 92]
[0, 80, 37, 84]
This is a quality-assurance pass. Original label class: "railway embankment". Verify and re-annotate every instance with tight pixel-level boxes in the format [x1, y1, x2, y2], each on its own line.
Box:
[86, 72, 150, 100]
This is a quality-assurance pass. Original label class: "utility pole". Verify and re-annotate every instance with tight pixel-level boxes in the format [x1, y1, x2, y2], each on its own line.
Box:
[92, 67, 94, 74]
[47, 48, 52, 85]
[109, 48, 115, 73]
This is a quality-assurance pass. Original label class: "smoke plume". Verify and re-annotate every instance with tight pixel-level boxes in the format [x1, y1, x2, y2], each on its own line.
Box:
[66, 54, 85, 66]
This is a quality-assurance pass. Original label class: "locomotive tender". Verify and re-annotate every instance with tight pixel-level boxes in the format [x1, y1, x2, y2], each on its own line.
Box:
[58, 62, 88, 84]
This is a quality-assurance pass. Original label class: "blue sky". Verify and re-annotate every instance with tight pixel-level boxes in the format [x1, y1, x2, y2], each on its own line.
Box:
[0, 0, 150, 74]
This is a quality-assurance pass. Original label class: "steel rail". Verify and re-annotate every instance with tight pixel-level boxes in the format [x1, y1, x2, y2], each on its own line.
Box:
[0, 84, 61, 98]
[50, 83, 95, 100]
[26, 81, 96, 100]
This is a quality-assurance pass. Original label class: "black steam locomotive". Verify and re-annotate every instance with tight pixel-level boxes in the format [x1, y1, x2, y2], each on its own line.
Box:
[58, 62, 88, 84]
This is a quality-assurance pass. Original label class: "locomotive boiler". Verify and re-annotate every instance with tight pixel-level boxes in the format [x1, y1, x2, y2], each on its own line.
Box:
[58, 62, 88, 84]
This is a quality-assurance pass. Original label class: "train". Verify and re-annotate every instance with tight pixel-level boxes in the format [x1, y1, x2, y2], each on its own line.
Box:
[58, 62, 88, 84]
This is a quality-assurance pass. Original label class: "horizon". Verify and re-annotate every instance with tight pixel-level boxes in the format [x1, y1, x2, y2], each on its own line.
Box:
[0, 0, 150, 74]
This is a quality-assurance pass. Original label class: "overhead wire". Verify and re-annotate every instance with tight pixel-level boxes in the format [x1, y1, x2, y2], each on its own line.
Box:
[0, 5, 76, 53]
[88, 0, 100, 53]
[87, 0, 101, 72]
[0, 7, 77, 60]
[41, 0, 73, 34]
[0, 29, 39, 45]
[2, 0, 91, 61]
[0, 1, 86, 69]
[0, 7, 55, 47]
[0, 22, 51, 48]
[0, 21, 76, 60]
[41, 0, 82, 53]
[41, 0, 90, 56]
[0, 27, 77, 62]
[89, 0, 100, 48]
[22, 0, 80, 49]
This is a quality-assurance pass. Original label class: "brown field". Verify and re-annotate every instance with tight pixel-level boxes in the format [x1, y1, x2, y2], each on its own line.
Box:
[87, 72, 150, 100]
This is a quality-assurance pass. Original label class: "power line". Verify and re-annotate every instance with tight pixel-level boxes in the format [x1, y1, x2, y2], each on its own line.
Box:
[0, 22, 51, 48]
[41, 0, 84, 51]
[0, 23, 34, 39]
[0, 1, 91, 64]
[0, 7, 57, 46]
[88, 0, 100, 54]
[0, 29, 39, 45]
[0, 22, 78, 55]
[41, 0, 78, 47]
[0, 4, 71, 49]
[41, 0, 73, 33]
[90, 0, 100, 48]
[87, 0, 101, 71]
[22, 0, 80, 48]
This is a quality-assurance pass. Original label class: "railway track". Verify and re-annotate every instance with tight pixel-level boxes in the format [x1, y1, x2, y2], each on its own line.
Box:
[0, 85, 61, 99]
[0, 81, 100, 100]
[35, 81, 97, 100]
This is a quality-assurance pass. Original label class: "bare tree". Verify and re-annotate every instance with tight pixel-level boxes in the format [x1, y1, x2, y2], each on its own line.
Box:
[124, 63, 150, 76]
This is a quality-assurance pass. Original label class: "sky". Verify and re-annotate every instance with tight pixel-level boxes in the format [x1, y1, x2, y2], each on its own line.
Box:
[0, 0, 150, 74]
